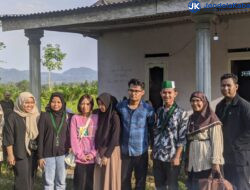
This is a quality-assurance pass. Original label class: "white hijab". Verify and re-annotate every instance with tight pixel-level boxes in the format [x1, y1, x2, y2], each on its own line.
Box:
[14, 92, 40, 155]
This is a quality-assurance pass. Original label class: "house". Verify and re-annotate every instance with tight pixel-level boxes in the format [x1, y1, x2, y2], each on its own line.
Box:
[1, 0, 250, 110]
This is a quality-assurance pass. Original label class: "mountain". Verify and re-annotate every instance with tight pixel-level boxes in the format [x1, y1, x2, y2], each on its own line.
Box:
[0, 67, 97, 84]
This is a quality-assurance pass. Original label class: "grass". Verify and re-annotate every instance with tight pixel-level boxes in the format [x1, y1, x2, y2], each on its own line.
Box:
[0, 159, 187, 190]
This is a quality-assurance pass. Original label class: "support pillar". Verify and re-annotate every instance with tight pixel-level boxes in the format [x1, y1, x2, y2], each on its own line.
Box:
[25, 29, 44, 110]
[194, 13, 214, 101]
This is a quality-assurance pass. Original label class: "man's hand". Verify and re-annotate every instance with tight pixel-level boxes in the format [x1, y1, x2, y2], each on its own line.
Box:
[171, 157, 181, 166]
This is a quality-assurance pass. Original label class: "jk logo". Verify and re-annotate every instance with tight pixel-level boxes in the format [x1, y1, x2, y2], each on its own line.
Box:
[188, 0, 201, 13]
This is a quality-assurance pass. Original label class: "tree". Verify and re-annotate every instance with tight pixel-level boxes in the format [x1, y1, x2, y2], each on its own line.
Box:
[0, 42, 6, 64]
[0, 42, 5, 50]
[16, 80, 29, 92]
[42, 44, 66, 90]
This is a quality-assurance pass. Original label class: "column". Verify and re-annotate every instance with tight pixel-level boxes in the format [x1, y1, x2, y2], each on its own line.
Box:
[193, 13, 214, 101]
[25, 29, 44, 110]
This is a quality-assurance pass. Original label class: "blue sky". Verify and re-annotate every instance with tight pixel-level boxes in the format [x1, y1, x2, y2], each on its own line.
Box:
[0, 0, 98, 72]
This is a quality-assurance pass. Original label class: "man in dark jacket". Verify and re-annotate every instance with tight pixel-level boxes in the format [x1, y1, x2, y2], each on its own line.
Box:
[216, 73, 250, 190]
[0, 91, 14, 120]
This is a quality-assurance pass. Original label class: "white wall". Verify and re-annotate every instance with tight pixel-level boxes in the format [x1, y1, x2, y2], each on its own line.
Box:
[98, 15, 250, 110]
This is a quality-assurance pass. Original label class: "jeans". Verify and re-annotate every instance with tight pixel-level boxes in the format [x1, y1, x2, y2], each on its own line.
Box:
[153, 159, 180, 190]
[121, 151, 148, 190]
[43, 155, 66, 190]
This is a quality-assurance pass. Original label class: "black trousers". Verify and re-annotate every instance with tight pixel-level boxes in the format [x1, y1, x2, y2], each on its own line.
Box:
[153, 159, 181, 190]
[13, 154, 37, 190]
[187, 169, 212, 190]
[224, 164, 250, 190]
[73, 163, 94, 190]
[121, 151, 148, 190]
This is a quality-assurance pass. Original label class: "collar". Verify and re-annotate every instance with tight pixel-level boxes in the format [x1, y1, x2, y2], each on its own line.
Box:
[125, 99, 144, 110]
[222, 94, 239, 107]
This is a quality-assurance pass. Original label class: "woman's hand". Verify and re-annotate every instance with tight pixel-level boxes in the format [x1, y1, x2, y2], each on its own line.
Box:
[85, 154, 93, 161]
[7, 154, 15, 166]
[212, 164, 221, 174]
[101, 157, 108, 166]
[38, 159, 46, 169]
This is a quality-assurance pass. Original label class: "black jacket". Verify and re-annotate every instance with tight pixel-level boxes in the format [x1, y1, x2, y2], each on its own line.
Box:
[3, 112, 28, 159]
[216, 94, 250, 165]
[37, 111, 71, 159]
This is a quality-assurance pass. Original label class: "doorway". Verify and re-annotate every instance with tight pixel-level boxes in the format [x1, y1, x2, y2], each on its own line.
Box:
[231, 60, 250, 102]
[149, 67, 163, 110]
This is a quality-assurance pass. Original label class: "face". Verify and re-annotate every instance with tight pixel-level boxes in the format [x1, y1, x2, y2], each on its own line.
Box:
[4, 94, 11, 100]
[190, 97, 204, 112]
[221, 78, 238, 99]
[128, 84, 145, 102]
[80, 98, 92, 115]
[22, 97, 35, 113]
[97, 100, 106, 112]
[50, 96, 63, 112]
[160, 88, 177, 107]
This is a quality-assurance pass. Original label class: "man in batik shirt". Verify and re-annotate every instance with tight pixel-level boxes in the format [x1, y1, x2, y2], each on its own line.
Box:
[153, 80, 188, 190]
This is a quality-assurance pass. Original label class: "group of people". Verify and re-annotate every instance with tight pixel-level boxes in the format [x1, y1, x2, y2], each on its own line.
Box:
[0, 73, 249, 190]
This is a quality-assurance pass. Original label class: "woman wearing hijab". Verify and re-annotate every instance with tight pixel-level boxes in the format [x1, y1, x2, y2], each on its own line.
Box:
[94, 93, 121, 190]
[70, 94, 98, 190]
[186, 91, 224, 190]
[3, 92, 40, 190]
[37, 92, 70, 190]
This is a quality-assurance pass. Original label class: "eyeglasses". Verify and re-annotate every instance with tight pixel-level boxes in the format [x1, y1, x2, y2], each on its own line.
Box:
[128, 89, 143, 94]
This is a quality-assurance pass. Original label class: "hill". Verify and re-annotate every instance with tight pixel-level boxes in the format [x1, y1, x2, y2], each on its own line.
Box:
[0, 67, 97, 84]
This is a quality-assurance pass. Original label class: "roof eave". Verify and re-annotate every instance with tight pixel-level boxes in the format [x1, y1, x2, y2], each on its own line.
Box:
[0, 0, 187, 32]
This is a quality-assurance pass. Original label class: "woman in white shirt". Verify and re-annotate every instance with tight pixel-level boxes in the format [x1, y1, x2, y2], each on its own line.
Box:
[186, 91, 224, 190]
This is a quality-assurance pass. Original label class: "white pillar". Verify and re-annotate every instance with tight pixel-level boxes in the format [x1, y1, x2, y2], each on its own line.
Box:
[194, 13, 214, 101]
[25, 29, 44, 110]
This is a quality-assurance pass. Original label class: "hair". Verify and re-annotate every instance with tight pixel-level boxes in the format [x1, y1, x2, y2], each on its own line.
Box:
[77, 94, 94, 113]
[220, 73, 238, 84]
[128, 78, 145, 89]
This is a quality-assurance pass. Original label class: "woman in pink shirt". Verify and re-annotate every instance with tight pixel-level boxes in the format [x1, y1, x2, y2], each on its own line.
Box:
[70, 94, 98, 190]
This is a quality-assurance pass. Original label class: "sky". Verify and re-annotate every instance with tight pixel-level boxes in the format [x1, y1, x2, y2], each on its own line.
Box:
[0, 0, 98, 72]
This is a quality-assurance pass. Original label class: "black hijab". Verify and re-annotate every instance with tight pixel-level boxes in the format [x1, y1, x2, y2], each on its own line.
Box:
[95, 93, 118, 152]
[46, 92, 66, 117]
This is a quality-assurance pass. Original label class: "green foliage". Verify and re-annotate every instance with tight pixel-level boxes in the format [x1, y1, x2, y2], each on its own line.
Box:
[40, 81, 97, 112]
[42, 43, 67, 90]
[16, 80, 29, 92]
[0, 81, 98, 113]
[42, 44, 66, 72]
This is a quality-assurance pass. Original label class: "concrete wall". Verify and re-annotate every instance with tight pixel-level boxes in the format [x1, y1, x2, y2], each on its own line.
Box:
[98, 16, 250, 110]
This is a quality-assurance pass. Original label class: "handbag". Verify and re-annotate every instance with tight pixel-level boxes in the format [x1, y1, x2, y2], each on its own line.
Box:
[199, 172, 234, 190]
[29, 139, 38, 151]
[65, 152, 76, 167]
